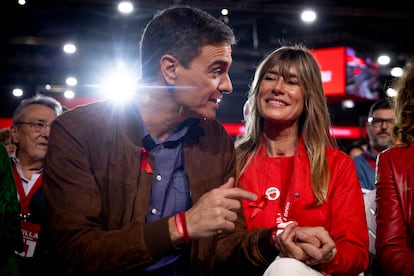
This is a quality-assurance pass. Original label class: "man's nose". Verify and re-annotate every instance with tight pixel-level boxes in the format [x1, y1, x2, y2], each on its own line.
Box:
[220, 73, 233, 95]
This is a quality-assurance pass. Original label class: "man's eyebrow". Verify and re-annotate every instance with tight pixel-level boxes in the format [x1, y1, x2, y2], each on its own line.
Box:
[211, 60, 230, 66]
[29, 118, 48, 122]
[209, 60, 231, 71]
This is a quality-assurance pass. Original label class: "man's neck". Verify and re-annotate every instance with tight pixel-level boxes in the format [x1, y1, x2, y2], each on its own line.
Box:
[16, 153, 43, 171]
[137, 95, 190, 142]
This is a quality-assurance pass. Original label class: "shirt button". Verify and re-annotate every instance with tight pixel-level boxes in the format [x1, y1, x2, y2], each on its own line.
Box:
[151, 208, 157, 215]
[156, 175, 162, 181]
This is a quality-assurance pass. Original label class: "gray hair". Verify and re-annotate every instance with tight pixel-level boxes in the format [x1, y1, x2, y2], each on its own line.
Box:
[12, 95, 63, 125]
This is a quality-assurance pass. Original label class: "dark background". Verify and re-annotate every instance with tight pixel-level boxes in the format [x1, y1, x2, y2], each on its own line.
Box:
[1, 0, 413, 147]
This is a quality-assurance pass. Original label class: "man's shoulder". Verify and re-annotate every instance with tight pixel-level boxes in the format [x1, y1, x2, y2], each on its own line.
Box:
[189, 119, 228, 135]
[57, 100, 124, 126]
[187, 119, 233, 148]
[352, 152, 366, 163]
[61, 100, 112, 118]
[52, 100, 126, 138]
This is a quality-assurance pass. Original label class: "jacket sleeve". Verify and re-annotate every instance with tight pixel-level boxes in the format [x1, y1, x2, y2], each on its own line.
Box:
[184, 120, 279, 276]
[43, 105, 177, 274]
[375, 148, 414, 275]
[210, 133, 279, 274]
[319, 151, 369, 275]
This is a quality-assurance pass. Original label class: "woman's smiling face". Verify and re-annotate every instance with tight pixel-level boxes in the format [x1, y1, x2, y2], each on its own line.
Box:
[257, 64, 304, 124]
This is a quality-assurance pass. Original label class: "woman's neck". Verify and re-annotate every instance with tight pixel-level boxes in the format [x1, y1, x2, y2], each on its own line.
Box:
[263, 133, 297, 157]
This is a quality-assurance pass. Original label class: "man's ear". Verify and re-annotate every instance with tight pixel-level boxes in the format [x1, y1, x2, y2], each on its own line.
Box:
[160, 54, 178, 85]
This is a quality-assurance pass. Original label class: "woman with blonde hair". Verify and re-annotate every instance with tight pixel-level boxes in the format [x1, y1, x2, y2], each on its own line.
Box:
[235, 44, 369, 275]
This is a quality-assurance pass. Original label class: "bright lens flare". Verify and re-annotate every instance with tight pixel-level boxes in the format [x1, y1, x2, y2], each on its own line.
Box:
[101, 71, 136, 104]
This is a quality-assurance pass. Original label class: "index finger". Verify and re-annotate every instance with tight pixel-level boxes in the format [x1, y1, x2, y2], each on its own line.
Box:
[222, 187, 257, 201]
[219, 177, 257, 201]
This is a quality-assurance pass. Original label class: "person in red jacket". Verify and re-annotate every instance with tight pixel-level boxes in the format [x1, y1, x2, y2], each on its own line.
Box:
[375, 65, 414, 275]
[235, 44, 369, 275]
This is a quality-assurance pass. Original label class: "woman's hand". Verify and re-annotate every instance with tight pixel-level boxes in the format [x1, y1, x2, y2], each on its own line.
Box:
[275, 224, 336, 265]
[294, 226, 337, 265]
[274, 222, 320, 261]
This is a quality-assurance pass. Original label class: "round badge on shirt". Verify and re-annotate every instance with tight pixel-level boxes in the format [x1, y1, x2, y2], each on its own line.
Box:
[265, 187, 280, 201]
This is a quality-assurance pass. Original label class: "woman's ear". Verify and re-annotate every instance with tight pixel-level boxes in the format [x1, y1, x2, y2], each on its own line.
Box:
[160, 54, 178, 85]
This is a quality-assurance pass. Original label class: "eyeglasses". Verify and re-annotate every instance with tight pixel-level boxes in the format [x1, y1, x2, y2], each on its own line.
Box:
[16, 121, 51, 132]
[368, 117, 394, 127]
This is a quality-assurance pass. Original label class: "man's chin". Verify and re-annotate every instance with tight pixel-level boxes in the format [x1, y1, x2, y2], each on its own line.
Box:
[376, 143, 392, 151]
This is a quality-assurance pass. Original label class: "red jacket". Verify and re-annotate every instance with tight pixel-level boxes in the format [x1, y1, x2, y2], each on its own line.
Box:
[240, 139, 369, 275]
[376, 143, 414, 275]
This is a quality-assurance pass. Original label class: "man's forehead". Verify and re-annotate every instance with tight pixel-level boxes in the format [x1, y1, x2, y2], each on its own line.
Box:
[373, 109, 394, 117]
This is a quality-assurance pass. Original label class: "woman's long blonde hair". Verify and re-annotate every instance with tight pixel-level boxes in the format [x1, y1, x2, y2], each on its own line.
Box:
[235, 44, 337, 205]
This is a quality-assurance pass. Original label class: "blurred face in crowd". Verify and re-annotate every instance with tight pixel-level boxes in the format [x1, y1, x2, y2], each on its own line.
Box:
[367, 108, 395, 154]
[2, 138, 16, 156]
[11, 104, 58, 164]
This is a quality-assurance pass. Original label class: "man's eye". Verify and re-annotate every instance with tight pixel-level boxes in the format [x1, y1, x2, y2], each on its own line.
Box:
[212, 68, 222, 75]
[35, 122, 45, 128]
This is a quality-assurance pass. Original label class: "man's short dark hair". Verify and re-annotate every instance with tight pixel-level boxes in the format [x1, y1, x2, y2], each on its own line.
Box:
[139, 6, 236, 83]
[368, 98, 392, 117]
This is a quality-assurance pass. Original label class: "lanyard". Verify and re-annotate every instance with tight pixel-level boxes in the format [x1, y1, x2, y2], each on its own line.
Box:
[13, 164, 43, 215]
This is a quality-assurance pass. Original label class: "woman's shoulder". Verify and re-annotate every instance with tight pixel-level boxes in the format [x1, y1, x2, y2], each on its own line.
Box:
[325, 146, 352, 160]
[380, 143, 414, 158]
[325, 146, 356, 170]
